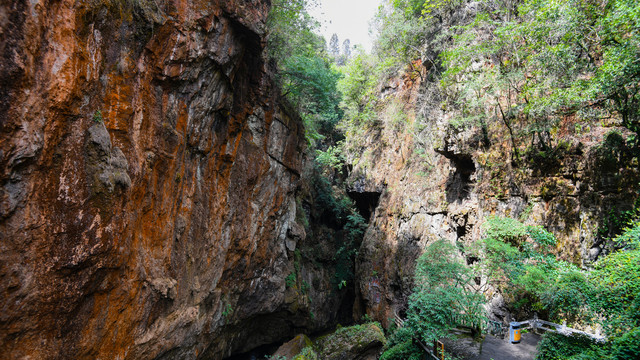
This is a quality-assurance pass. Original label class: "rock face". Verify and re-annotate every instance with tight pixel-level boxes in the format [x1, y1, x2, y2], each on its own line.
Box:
[349, 58, 640, 327]
[0, 1, 332, 359]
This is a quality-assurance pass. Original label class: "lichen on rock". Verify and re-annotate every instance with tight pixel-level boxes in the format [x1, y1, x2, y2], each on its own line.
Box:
[85, 122, 131, 196]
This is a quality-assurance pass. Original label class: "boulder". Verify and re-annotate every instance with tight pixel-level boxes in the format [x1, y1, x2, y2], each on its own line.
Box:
[315, 323, 386, 360]
[273, 334, 312, 359]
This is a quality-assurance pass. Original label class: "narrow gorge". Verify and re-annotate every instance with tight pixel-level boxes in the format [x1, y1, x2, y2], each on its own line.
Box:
[1, 0, 639, 359]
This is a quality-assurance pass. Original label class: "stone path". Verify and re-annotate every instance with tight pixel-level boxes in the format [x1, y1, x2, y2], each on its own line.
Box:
[478, 333, 541, 360]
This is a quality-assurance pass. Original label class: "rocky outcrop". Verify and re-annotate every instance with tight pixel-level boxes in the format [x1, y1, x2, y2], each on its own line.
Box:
[314, 323, 386, 360]
[0, 1, 335, 359]
[349, 55, 640, 328]
[276, 323, 386, 360]
[273, 334, 313, 359]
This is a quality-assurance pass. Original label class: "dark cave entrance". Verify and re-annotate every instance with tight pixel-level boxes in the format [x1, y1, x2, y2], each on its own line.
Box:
[347, 190, 382, 221]
[436, 150, 476, 203]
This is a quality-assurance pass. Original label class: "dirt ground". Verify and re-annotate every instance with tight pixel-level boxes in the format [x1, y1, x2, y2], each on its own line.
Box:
[478, 333, 541, 360]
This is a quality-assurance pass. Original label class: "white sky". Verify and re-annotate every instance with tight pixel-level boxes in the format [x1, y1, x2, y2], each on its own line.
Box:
[308, 0, 384, 53]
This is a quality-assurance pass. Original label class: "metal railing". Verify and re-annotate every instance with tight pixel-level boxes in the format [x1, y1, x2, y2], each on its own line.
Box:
[514, 314, 606, 342]
[393, 310, 504, 360]
[449, 313, 505, 336]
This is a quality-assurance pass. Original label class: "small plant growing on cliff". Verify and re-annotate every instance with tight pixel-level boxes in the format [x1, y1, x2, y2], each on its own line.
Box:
[301, 280, 310, 294]
[338, 280, 347, 290]
[92, 110, 103, 123]
[286, 272, 297, 288]
[222, 303, 233, 318]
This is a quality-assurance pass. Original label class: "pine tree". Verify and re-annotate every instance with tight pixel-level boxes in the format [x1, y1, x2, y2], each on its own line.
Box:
[341, 39, 351, 64]
[329, 33, 340, 59]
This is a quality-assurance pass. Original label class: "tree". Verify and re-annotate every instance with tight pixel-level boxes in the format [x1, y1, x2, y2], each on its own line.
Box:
[329, 33, 340, 59]
[441, 0, 640, 163]
[341, 39, 351, 64]
[404, 239, 486, 344]
[589, 0, 640, 143]
[267, 0, 343, 144]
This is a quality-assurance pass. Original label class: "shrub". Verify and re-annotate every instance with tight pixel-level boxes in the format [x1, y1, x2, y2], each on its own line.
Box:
[404, 240, 486, 343]
[379, 339, 422, 360]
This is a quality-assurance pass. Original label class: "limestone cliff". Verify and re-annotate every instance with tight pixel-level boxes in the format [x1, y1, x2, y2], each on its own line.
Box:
[0, 1, 339, 359]
[348, 61, 640, 327]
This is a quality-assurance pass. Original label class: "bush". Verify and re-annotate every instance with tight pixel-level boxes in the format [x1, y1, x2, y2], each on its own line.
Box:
[405, 240, 486, 343]
[483, 216, 528, 246]
[536, 332, 602, 360]
[535, 222, 640, 359]
[379, 340, 422, 360]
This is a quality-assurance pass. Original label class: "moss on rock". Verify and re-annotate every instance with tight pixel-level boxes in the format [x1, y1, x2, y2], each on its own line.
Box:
[314, 323, 386, 360]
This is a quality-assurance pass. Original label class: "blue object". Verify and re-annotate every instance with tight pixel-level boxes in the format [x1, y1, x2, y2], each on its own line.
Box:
[510, 322, 521, 343]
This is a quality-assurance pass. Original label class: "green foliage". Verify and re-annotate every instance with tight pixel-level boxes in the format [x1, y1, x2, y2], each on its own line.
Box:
[591, 248, 640, 336]
[312, 170, 348, 222]
[385, 214, 640, 359]
[337, 280, 347, 290]
[315, 145, 344, 173]
[536, 332, 603, 360]
[379, 339, 423, 360]
[281, 55, 343, 135]
[265, 355, 288, 360]
[373, 2, 427, 67]
[310, 168, 366, 289]
[597, 187, 640, 242]
[301, 280, 311, 294]
[539, 265, 595, 322]
[373, 0, 462, 65]
[483, 216, 528, 245]
[614, 219, 640, 249]
[479, 217, 571, 315]
[610, 327, 640, 359]
[526, 226, 557, 249]
[405, 239, 486, 344]
[267, 0, 343, 146]
[361, 313, 373, 323]
[334, 210, 367, 288]
[92, 110, 103, 123]
[286, 272, 297, 288]
[537, 327, 640, 360]
[591, 0, 640, 139]
[222, 303, 233, 318]
[532, 221, 640, 359]
[441, 0, 640, 160]
[337, 49, 379, 128]
[267, 0, 319, 62]
[292, 346, 318, 360]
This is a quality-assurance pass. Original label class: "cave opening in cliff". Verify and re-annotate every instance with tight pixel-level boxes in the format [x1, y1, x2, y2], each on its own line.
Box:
[225, 342, 282, 360]
[347, 190, 382, 221]
[437, 151, 476, 203]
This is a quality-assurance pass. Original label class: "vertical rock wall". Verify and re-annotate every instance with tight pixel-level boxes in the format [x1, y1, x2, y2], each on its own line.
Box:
[0, 1, 323, 359]
[349, 61, 640, 327]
